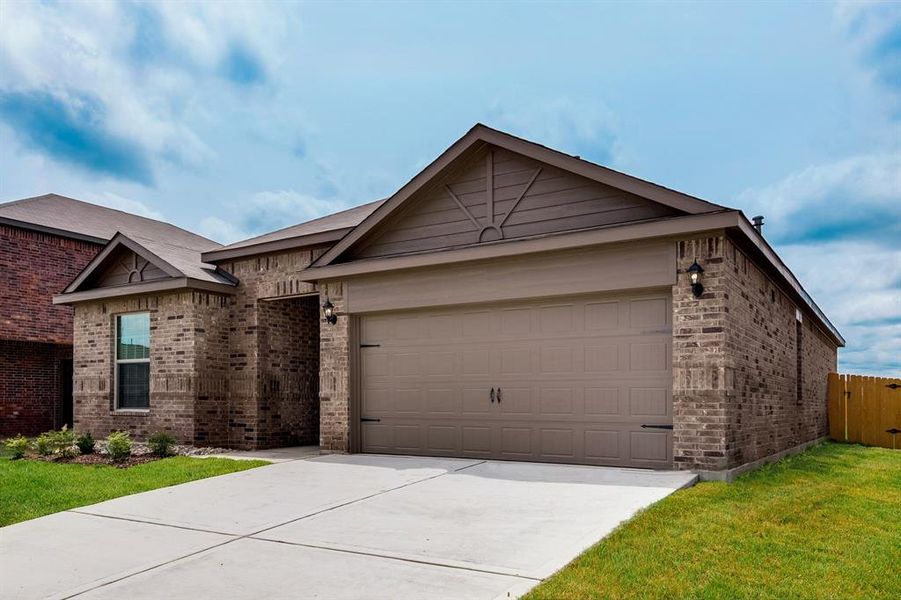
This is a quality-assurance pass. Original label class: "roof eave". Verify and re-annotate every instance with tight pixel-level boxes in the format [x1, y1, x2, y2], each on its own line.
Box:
[201, 227, 353, 263]
[0, 216, 109, 245]
[53, 277, 237, 305]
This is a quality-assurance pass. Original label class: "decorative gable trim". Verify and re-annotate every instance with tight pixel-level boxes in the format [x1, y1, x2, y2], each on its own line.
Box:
[313, 123, 727, 267]
[63, 233, 181, 294]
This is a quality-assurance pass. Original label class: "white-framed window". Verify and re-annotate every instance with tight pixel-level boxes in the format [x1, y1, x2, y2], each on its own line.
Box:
[115, 313, 150, 410]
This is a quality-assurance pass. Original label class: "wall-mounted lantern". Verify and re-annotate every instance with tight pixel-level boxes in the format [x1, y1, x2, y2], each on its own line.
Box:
[687, 260, 704, 298]
[322, 298, 338, 325]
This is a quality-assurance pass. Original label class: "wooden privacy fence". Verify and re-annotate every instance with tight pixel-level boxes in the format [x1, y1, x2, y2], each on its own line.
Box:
[828, 373, 901, 449]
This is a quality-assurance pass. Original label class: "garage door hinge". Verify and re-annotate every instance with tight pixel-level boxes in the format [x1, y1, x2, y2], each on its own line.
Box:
[360, 417, 381, 422]
[641, 424, 674, 430]
[360, 343, 381, 348]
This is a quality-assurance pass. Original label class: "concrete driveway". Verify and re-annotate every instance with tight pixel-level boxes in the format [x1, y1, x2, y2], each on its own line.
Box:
[1, 454, 696, 599]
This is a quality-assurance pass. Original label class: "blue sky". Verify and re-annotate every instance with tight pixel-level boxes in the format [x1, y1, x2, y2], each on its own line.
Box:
[0, 1, 898, 375]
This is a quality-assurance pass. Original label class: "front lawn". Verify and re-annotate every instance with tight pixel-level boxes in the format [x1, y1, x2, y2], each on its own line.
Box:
[0, 448, 268, 526]
[526, 442, 900, 599]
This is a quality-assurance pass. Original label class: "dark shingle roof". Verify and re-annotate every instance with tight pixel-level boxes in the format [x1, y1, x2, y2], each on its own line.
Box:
[0, 193, 221, 251]
[1, 193, 229, 286]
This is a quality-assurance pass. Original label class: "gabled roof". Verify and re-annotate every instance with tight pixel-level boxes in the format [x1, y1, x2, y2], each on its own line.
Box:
[312, 123, 729, 267]
[201, 199, 384, 263]
[54, 232, 236, 304]
[0, 193, 220, 250]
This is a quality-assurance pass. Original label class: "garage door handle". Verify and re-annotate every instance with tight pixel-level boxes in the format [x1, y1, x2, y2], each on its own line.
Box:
[497, 387, 502, 403]
[490, 388, 495, 403]
[360, 417, 381, 422]
[641, 424, 673, 430]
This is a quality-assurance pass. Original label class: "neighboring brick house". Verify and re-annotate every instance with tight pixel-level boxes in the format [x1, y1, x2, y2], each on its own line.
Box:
[0, 194, 228, 437]
[55, 125, 843, 479]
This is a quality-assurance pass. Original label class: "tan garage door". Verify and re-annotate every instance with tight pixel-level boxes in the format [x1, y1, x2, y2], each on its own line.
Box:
[359, 291, 673, 469]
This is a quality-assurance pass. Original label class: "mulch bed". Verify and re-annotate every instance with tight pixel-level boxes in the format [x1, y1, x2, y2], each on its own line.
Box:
[23, 452, 162, 468]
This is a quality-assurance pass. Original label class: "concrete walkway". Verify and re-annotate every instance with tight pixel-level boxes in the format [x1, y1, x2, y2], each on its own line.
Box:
[1, 455, 696, 599]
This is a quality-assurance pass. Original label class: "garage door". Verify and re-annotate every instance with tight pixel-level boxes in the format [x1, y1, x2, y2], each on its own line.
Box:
[359, 291, 673, 469]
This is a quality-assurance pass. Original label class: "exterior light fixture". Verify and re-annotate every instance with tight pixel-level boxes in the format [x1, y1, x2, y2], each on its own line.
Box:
[322, 298, 337, 325]
[687, 260, 704, 298]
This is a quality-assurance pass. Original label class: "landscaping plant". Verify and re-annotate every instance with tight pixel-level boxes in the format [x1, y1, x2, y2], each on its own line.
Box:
[4, 435, 29, 459]
[50, 426, 77, 458]
[76, 432, 95, 455]
[34, 432, 54, 456]
[148, 432, 176, 457]
[106, 431, 133, 462]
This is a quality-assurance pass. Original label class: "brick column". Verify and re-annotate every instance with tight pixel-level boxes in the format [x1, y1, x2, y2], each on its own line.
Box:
[318, 281, 350, 452]
[672, 235, 732, 471]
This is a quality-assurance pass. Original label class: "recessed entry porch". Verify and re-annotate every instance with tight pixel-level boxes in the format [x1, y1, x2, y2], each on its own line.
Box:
[253, 294, 321, 448]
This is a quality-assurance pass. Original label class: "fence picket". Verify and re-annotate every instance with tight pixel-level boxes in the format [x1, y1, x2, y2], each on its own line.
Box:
[828, 373, 901, 450]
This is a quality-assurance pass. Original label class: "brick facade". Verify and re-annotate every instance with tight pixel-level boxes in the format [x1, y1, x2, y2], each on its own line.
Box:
[66, 233, 838, 472]
[72, 291, 232, 444]
[217, 248, 326, 449]
[1, 224, 101, 435]
[672, 234, 837, 471]
[0, 340, 72, 436]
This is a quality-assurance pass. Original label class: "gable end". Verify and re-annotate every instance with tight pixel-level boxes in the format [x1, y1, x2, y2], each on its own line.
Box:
[351, 145, 683, 260]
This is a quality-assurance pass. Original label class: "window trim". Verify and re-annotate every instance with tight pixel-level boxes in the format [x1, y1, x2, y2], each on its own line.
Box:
[114, 312, 151, 412]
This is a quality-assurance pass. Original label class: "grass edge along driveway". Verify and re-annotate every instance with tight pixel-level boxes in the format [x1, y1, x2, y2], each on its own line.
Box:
[0, 452, 268, 526]
[525, 442, 900, 600]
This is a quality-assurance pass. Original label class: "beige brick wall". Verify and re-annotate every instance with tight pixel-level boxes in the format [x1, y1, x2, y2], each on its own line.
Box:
[317, 281, 350, 452]
[672, 233, 838, 471]
[73, 291, 230, 444]
[217, 248, 327, 449]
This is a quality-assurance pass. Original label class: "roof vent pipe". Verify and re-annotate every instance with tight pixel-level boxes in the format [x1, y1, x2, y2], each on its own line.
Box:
[752, 215, 764, 233]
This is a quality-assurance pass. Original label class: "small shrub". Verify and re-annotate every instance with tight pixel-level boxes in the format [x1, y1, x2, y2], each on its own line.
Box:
[4, 435, 29, 459]
[148, 432, 176, 458]
[106, 431, 133, 462]
[52, 425, 77, 458]
[34, 432, 54, 456]
[35, 426, 76, 458]
[76, 432, 95, 455]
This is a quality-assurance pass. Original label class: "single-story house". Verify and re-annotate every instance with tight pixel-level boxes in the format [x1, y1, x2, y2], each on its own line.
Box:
[54, 125, 843, 477]
[0, 194, 223, 436]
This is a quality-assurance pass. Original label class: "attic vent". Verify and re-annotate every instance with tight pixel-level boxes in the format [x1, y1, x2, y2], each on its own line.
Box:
[752, 215, 764, 233]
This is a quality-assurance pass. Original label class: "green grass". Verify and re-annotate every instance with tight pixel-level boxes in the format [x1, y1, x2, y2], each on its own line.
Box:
[0, 448, 268, 526]
[526, 442, 901, 600]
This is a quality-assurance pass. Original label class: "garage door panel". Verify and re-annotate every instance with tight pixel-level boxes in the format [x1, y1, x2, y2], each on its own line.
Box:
[500, 348, 532, 374]
[394, 388, 421, 413]
[628, 388, 669, 417]
[629, 297, 668, 329]
[629, 431, 670, 463]
[462, 426, 492, 454]
[540, 346, 575, 373]
[424, 388, 456, 414]
[426, 426, 457, 452]
[462, 388, 492, 414]
[361, 291, 672, 468]
[462, 349, 491, 375]
[584, 429, 620, 460]
[540, 428, 575, 458]
[585, 301, 619, 330]
[539, 387, 575, 415]
[422, 351, 457, 376]
[629, 342, 668, 371]
[498, 387, 532, 415]
[500, 427, 533, 457]
[539, 305, 574, 333]
[585, 387, 620, 415]
[584, 344, 619, 371]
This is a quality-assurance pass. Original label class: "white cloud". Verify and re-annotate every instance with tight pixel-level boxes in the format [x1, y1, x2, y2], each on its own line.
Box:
[77, 191, 165, 221]
[0, 0, 297, 179]
[737, 155, 901, 376]
[735, 154, 901, 245]
[199, 190, 347, 244]
[485, 98, 620, 166]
